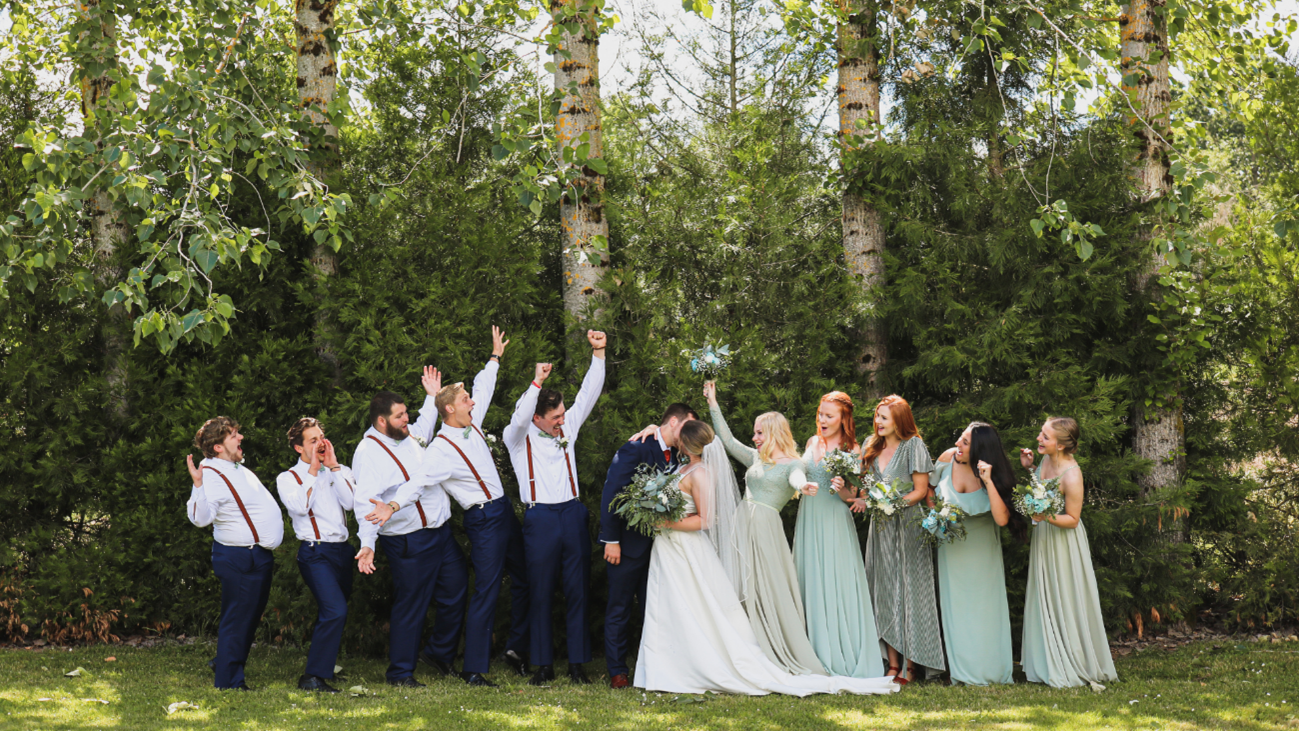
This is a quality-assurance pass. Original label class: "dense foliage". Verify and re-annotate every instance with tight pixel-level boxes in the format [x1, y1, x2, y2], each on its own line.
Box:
[1, 0, 1296, 657]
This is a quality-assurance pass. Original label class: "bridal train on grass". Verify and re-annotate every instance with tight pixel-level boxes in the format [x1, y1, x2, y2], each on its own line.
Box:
[633, 421, 899, 697]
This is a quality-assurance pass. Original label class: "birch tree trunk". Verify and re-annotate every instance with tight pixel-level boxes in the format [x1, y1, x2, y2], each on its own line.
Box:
[81, 0, 131, 421]
[295, 0, 342, 382]
[838, 0, 886, 394]
[1121, 1, 1185, 497]
[552, 0, 608, 324]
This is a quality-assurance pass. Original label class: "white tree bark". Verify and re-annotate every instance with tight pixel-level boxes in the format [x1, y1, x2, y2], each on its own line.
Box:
[552, 0, 608, 323]
[296, 0, 342, 380]
[81, 0, 130, 421]
[838, 0, 885, 394]
[1121, 0, 1184, 496]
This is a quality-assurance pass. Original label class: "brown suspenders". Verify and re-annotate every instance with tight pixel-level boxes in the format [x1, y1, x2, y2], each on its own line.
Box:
[365, 435, 428, 527]
[287, 469, 322, 540]
[203, 466, 261, 544]
[525, 427, 577, 502]
[436, 425, 494, 501]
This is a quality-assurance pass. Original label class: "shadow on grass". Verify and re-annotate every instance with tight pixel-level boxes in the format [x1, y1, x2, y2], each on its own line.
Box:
[1, 640, 1296, 730]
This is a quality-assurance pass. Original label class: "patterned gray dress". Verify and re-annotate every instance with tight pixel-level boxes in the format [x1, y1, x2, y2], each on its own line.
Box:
[862, 436, 945, 674]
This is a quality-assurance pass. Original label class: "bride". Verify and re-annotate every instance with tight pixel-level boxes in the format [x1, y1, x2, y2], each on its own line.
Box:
[634, 419, 900, 696]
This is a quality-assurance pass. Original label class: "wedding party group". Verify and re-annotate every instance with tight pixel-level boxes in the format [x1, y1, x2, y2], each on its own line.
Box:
[183, 326, 1118, 697]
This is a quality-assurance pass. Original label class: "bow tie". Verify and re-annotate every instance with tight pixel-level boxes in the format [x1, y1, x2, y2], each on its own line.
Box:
[462, 425, 474, 439]
[537, 430, 558, 440]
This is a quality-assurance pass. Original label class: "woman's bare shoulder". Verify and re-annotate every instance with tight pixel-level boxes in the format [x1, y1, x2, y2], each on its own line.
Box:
[937, 447, 957, 463]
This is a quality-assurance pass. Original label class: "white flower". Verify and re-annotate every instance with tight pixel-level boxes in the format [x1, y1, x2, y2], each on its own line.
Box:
[882, 504, 895, 516]
[1032, 488, 1046, 500]
[940, 506, 951, 517]
[659, 493, 669, 505]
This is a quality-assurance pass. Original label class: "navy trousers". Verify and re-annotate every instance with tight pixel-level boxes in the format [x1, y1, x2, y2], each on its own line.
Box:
[297, 541, 354, 679]
[521, 500, 591, 666]
[603, 546, 651, 677]
[461, 497, 530, 674]
[380, 526, 467, 681]
[211, 542, 275, 689]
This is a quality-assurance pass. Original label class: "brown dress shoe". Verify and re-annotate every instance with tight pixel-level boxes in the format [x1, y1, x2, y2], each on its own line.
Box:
[609, 673, 631, 689]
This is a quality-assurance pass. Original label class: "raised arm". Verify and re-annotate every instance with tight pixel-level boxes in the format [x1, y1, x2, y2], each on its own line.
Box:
[408, 366, 443, 444]
[185, 455, 214, 527]
[709, 400, 757, 468]
[565, 331, 607, 435]
[505, 363, 549, 448]
[470, 326, 508, 427]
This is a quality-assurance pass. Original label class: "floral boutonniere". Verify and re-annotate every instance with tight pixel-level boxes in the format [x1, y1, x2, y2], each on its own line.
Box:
[538, 430, 569, 451]
[410, 434, 428, 449]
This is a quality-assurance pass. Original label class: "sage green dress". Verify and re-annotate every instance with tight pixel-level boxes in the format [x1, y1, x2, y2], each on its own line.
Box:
[932, 459, 1014, 685]
[863, 436, 945, 674]
[792, 442, 888, 678]
[1021, 464, 1118, 688]
[711, 405, 827, 676]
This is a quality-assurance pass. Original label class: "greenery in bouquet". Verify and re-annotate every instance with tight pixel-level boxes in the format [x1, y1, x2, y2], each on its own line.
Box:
[1013, 473, 1066, 518]
[914, 495, 969, 546]
[682, 343, 734, 379]
[611, 463, 688, 536]
[860, 478, 911, 521]
[821, 448, 864, 490]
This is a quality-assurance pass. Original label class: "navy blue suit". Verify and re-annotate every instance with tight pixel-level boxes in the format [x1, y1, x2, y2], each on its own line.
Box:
[598, 439, 677, 677]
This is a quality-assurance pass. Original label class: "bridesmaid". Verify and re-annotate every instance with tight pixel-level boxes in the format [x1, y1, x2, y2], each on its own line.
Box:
[792, 392, 888, 679]
[932, 422, 1021, 685]
[856, 395, 941, 684]
[1019, 417, 1118, 689]
[704, 381, 825, 676]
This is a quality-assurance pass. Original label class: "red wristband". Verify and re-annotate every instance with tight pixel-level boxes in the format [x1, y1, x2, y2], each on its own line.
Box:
[532, 381, 541, 389]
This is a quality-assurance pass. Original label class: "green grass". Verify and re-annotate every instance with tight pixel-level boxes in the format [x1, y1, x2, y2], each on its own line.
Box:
[1, 639, 1296, 730]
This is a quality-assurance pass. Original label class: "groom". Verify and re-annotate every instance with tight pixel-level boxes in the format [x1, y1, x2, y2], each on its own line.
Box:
[598, 402, 698, 689]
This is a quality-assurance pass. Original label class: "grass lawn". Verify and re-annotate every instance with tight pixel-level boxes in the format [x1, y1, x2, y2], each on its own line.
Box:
[1, 639, 1296, 730]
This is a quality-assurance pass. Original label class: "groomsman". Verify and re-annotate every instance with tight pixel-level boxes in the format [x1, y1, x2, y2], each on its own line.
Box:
[352, 369, 468, 687]
[370, 326, 529, 687]
[503, 330, 607, 686]
[276, 418, 356, 693]
[185, 417, 284, 690]
[598, 402, 697, 689]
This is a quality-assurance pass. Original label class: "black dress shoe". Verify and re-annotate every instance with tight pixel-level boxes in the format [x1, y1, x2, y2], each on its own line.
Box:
[298, 674, 341, 693]
[567, 663, 591, 685]
[387, 676, 426, 688]
[528, 665, 556, 686]
[221, 683, 253, 691]
[419, 651, 454, 677]
[502, 650, 529, 677]
[461, 672, 498, 687]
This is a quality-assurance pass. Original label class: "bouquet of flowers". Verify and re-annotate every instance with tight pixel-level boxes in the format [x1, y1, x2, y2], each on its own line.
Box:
[822, 448, 864, 490]
[610, 464, 688, 536]
[860, 478, 911, 521]
[1013, 472, 1066, 518]
[914, 495, 969, 546]
[683, 343, 734, 379]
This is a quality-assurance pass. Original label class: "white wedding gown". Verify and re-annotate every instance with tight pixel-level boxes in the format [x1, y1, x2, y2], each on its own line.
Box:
[633, 461, 900, 697]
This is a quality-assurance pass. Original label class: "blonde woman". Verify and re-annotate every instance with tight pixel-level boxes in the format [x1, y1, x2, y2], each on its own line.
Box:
[704, 380, 826, 676]
[1019, 417, 1117, 689]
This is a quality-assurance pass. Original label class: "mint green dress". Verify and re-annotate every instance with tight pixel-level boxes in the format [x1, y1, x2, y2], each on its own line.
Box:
[792, 443, 888, 679]
[862, 436, 945, 674]
[933, 459, 1014, 685]
[711, 405, 827, 676]
[1021, 464, 1118, 688]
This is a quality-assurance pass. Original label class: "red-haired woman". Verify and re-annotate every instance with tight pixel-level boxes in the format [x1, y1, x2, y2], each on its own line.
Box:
[856, 395, 941, 684]
[792, 392, 890, 679]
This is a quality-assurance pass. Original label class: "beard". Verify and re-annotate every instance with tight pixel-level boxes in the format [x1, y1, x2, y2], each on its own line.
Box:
[381, 422, 409, 441]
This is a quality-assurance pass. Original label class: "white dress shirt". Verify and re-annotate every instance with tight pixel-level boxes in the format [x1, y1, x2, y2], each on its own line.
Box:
[396, 360, 505, 511]
[187, 458, 285, 549]
[351, 395, 449, 551]
[277, 460, 356, 543]
[504, 355, 605, 504]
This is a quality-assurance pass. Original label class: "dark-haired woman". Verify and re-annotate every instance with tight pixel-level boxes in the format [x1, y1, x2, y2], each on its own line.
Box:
[932, 422, 1019, 686]
[1019, 417, 1117, 689]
